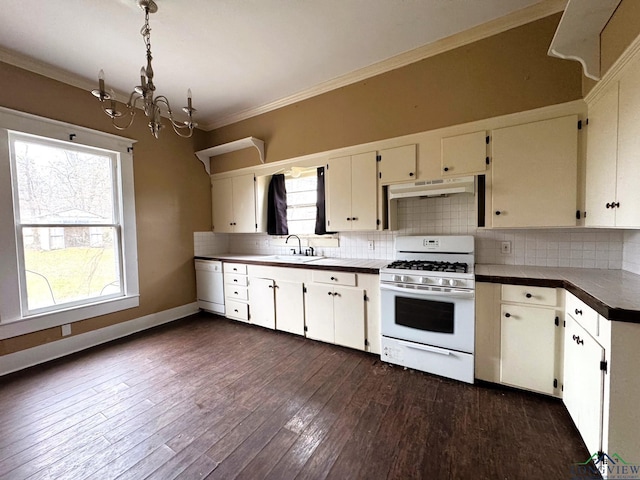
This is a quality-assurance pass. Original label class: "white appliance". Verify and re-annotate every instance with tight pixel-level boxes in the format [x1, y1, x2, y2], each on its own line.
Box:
[380, 235, 475, 383]
[195, 259, 225, 314]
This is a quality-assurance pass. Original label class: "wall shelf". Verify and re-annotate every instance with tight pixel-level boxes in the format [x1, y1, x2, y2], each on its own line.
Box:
[548, 0, 621, 81]
[195, 137, 265, 174]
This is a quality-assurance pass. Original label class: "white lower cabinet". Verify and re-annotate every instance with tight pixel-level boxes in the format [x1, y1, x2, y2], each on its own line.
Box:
[563, 314, 605, 456]
[305, 284, 365, 350]
[248, 266, 305, 334]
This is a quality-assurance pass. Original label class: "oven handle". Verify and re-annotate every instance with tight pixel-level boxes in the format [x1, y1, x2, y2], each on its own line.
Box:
[380, 283, 474, 298]
[396, 339, 453, 356]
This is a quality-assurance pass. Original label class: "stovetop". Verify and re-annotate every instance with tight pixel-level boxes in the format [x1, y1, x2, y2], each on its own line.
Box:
[385, 260, 469, 274]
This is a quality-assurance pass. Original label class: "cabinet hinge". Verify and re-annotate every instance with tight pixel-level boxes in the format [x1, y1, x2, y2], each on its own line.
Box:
[127, 146, 133, 153]
[561, 384, 564, 392]
[600, 360, 608, 373]
[365, 339, 369, 347]
[326, 164, 329, 170]
[485, 135, 490, 144]
[586, 118, 589, 126]
[554, 316, 559, 326]
[255, 223, 258, 229]
[303, 286, 307, 293]
[584, 211, 587, 218]
[485, 156, 490, 165]
[576, 210, 581, 220]
[376, 219, 381, 226]
[553, 378, 558, 388]
[378, 172, 382, 179]
[304, 325, 308, 332]
[376, 154, 381, 162]
[364, 294, 369, 301]
[253, 176, 256, 182]
[578, 120, 583, 130]
[563, 320, 566, 327]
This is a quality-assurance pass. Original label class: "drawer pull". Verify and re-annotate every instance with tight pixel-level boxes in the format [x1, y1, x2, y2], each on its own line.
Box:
[525, 293, 532, 298]
[233, 279, 238, 282]
[572, 334, 584, 345]
[330, 276, 337, 281]
[575, 308, 582, 315]
[234, 291, 238, 295]
[327, 291, 332, 296]
[234, 309, 239, 313]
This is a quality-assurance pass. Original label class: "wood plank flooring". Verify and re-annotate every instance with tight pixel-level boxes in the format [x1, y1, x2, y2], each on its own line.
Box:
[0, 313, 590, 479]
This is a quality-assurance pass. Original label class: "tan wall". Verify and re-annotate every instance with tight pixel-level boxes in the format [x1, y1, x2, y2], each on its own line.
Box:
[206, 13, 582, 174]
[0, 61, 212, 356]
[582, 0, 640, 95]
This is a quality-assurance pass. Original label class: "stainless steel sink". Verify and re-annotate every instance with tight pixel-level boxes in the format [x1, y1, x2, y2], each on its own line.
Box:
[262, 255, 325, 264]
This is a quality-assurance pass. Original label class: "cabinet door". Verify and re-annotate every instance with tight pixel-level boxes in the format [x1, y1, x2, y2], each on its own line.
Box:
[615, 55, 640, 227]
[211, 178, 234, 233]
[585, 84, 619, 227]
[378, 144, 416, 183]
[325, 156, 352, 231]
[441, 131, 487, 177]
[304, 284, 335, 344]
[500, 304, 559, 395]
[231, 174, 257, 233]
[333, 286, 365, 351]
[275, 280, 305, 336]
[248, 277, 275, 329]
[563, 315, 605, 455]
[350, 151, 377, 230]
[491, 116, 578, 228]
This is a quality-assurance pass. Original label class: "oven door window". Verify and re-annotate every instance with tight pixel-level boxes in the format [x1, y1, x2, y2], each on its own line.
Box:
[395, 296, 454, 334]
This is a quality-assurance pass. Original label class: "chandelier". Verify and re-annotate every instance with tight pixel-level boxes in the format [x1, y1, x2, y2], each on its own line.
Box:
[91, 0, 197, 139]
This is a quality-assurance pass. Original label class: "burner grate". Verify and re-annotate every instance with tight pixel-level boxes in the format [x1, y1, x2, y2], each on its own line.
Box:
[385, 260, 469, 273]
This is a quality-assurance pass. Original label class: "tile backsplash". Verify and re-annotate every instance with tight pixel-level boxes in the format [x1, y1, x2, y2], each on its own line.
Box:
[195, 193, 637, 271]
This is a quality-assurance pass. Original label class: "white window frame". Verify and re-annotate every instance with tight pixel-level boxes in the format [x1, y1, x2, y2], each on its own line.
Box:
[0, 107, 139, 340]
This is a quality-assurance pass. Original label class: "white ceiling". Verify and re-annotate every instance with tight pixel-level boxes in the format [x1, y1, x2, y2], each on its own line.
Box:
[0, 0, 563, 130]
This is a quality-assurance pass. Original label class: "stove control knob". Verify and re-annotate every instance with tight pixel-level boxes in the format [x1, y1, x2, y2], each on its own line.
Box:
[393, 275, 402, 282]
[420, 277, 430, 284]
[401, 275, 411, 283]
[438, 278, 447, 286]
[449, 279, 458, 287]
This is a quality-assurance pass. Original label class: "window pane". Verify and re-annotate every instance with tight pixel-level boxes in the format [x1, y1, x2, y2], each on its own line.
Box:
[13, 140, 115, 224]
[23, 227, 121, 311]
[286, 190, 316, 205]
[286, 219, 316, 235]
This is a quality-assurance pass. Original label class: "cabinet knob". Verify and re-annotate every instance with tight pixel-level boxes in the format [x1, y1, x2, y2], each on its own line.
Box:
[606, 202, 612, 209]
[233, 279, 238, 282]
[525, 293, 532, 298]
[351, 217, 358, 221]
[443, 167, 449, 172]
[495, 211, 501, 216]
[346, 217, 352, 221]
[409, 172, 414, 177]
[505, 312, 511, 318]
[614, 202, 620, 208]
[575, 308, 582, 315]
[327, 291, 332, 296]
[268, 285, 273, 289]
[330, 276, 337, 281]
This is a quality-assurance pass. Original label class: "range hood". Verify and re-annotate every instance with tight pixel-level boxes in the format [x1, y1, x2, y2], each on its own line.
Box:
[387, 176, 475, 199]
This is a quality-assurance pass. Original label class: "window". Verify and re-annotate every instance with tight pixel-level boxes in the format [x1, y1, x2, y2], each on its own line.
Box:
[0, 107, 138, 337]
[285, 169, 318, 235]
[11, 134, 122, 314]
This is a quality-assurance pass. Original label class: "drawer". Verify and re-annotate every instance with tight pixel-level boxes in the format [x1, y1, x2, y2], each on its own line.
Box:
[226, 286, 248, 301]
[501, 284, 558, 307]
[224, 263, 247, 275]
[225, 273, 248, 287]
[311, 270, 357, 286]
[565, 292, 599, 338]
[226, 299, 249, 322]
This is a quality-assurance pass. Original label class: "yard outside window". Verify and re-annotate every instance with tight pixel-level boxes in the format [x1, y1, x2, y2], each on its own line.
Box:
[11, 134, 124, 314]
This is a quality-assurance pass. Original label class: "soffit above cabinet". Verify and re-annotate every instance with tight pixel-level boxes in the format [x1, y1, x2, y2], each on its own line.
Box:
[548, 0, 622, 80]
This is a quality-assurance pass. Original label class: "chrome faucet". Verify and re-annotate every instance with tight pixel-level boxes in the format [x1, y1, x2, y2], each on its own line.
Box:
[285, 234, 302, 255]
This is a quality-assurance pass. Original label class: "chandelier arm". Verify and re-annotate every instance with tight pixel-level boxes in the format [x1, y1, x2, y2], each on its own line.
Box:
[109, 110, 136, 131]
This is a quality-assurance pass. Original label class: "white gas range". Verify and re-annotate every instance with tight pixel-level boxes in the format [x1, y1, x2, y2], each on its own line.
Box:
[379, 235, 475, 383]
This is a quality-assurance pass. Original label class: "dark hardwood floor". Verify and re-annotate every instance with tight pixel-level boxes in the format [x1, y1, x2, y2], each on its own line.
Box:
[0, 313, 589, 479]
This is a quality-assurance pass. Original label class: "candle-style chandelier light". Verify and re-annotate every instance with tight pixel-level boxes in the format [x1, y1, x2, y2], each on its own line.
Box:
[91, 0, 197, 139]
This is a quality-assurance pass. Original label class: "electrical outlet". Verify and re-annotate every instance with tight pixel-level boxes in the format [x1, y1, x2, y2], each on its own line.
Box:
[61, 324, 71, 336]
[262, 239, 269, 247]
[501, 241, 511, 254]
[368, 241, 375, 251]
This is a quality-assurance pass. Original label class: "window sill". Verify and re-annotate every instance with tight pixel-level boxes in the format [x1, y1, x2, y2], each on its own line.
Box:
[0, 295, 140, 340]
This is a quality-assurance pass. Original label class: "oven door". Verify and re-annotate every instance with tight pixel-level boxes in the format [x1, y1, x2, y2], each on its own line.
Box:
[380, 283, 475, 354]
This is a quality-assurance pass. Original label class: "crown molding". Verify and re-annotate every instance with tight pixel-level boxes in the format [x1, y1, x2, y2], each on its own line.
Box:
[0, 0, 567, 132]
[204, 0, 567, 130]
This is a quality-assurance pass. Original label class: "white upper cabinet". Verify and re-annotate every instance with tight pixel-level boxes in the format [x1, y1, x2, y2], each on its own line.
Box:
[377, 144, 416, 183]
[490, 115, 578, 228]
[585, 83, 619, 227]
[441, 131, 487, 177]
[211, 174, 257, 233]
[325, 151, 377, 231]
[585, 50, 640, 228]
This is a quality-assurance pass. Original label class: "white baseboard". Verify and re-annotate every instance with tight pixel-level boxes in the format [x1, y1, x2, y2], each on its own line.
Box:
[0, 302, 200, 377]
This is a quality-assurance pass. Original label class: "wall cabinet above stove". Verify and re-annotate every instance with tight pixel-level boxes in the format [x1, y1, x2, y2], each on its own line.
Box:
[377, 144, 416, 184]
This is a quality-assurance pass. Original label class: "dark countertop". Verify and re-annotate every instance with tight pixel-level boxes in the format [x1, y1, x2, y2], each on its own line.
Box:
[476, 264, 640, 323]
[194, 254, 388, 275]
